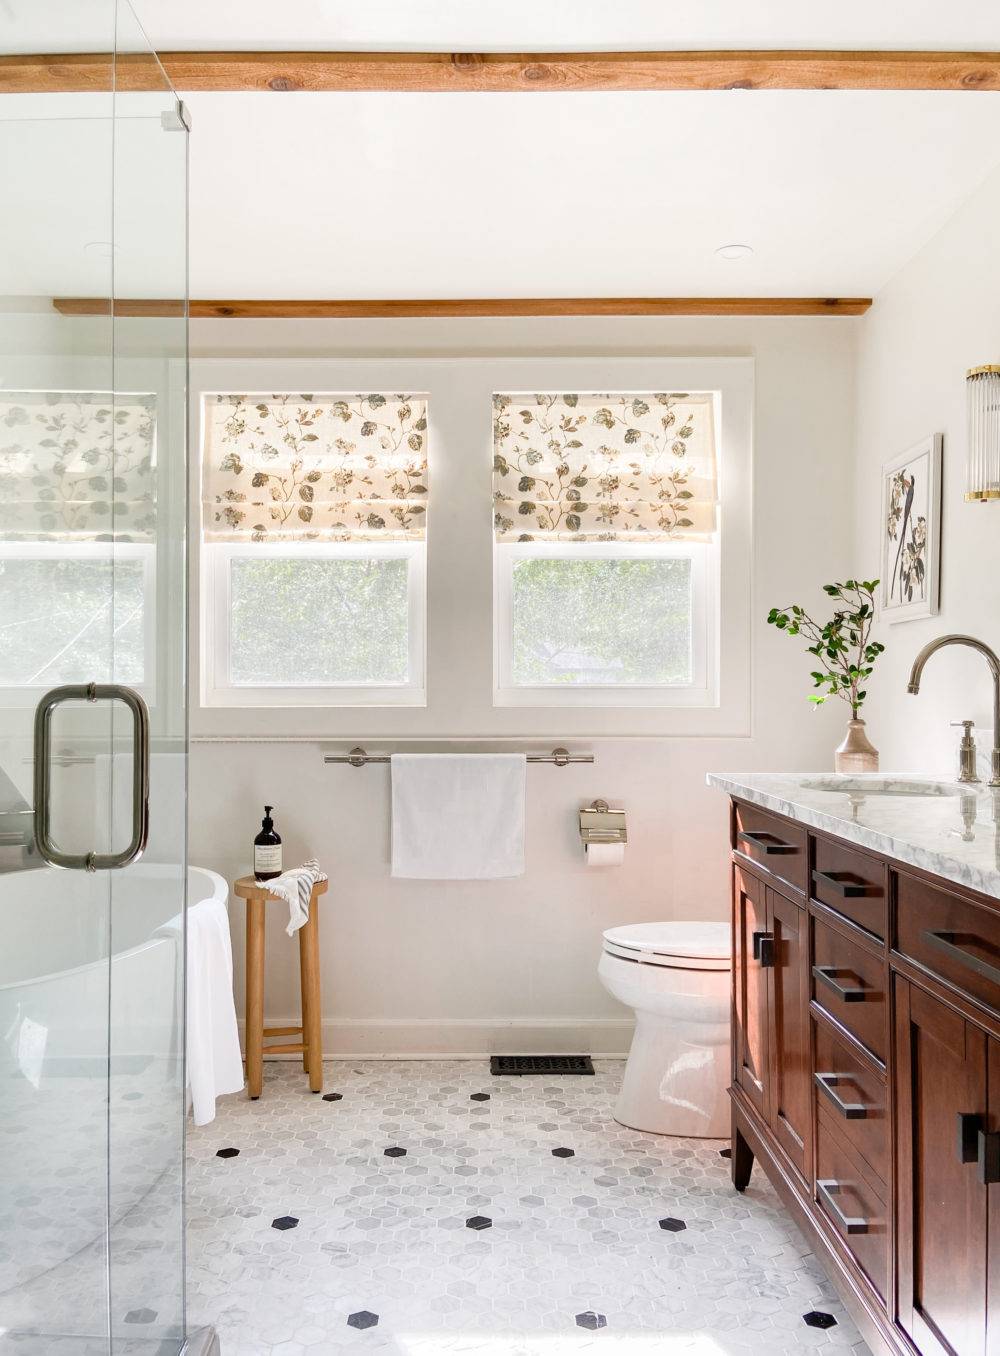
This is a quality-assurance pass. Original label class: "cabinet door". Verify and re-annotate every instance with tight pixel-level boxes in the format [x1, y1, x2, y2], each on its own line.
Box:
[895, 979, 987, 1356]
[733, 865, 769, 1120]
[768, 888, 812, 1181]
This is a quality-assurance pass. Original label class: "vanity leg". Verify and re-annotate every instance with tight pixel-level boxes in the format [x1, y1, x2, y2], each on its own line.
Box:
[731, 1110, 754, 1193]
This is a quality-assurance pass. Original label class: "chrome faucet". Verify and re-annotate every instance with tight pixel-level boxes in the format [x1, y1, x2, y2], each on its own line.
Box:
[907, 634, 1000, 788]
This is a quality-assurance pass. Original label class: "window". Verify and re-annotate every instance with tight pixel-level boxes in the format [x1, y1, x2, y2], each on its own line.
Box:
[492, 392, 719, 707]
[201, 392, 428, 706]
[0, 391, 157, 700]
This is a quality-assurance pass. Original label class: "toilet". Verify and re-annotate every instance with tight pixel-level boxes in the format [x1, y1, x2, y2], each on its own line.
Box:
[598, 921, 732, 1138]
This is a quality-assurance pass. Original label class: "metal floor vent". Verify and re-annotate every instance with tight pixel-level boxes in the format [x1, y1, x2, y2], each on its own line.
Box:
[490, 1055, 595, 1076]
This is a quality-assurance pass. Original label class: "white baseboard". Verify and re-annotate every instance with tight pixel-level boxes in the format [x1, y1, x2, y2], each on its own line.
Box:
[237, 1016, 634, 1060]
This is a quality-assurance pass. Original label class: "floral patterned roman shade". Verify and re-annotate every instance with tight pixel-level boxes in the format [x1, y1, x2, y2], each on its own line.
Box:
[493, 392, 718, 543]
[202, 393, 429, 543]
[0, 391, 156, 542]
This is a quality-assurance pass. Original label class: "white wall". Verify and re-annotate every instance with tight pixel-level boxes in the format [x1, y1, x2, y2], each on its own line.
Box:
[186, 315, 857, 1055]
[853, 166, 1000, 777]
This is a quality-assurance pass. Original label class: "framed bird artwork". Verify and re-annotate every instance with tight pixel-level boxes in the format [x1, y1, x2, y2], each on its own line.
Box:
[880, 433, 942, 622]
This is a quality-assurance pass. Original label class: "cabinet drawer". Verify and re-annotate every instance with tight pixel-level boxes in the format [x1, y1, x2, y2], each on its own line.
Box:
[815, 1109, 888, 1304]
[895, 871, 1000, 1016]
[811, 836, 886, 941]
[733, 802, 807, 895]
[811, 916, 887, 1064]
[813, 1018, 887, 1181]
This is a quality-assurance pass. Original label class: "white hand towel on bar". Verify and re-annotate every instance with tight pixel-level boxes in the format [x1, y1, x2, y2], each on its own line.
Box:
[391, 754, 526, 879]
[264, 859, 328, 936]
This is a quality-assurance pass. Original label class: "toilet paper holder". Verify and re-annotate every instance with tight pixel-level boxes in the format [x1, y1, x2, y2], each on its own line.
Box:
[579, 800, 627, 846]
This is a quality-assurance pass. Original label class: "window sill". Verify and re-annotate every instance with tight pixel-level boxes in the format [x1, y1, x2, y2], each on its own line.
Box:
[201, 687, 427, 709]
[493, 685, 717, 710]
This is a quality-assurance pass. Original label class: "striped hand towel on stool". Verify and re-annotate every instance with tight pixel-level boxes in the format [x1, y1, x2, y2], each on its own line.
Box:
[264, 859, 328, 935]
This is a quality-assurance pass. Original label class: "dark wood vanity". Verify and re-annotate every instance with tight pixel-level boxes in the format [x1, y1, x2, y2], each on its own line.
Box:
[727, 795, 1000, 1356]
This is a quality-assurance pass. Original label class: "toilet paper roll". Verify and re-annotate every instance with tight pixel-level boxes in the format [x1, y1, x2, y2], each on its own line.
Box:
[585, 842, 625, 868]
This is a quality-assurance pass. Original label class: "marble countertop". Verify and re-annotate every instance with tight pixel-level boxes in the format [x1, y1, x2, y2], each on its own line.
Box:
[707, 772, 1000, 901]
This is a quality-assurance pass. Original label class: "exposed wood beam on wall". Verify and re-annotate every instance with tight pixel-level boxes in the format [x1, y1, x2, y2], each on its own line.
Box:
[51, 297, 873, 319]
[4, 50, 1000, 95]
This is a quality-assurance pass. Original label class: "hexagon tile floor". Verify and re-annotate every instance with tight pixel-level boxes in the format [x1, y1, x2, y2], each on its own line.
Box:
[186, 1060, 870, 1356]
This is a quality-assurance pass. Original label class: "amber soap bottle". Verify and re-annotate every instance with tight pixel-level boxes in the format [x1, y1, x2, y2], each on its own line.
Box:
[253, 805, 282, 881]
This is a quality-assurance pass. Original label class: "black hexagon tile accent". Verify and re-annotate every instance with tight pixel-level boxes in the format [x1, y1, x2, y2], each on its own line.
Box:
[123, 1309, 156, 1325]
[575, 1312, 607, 1330]
[322, 1092, 343, 1102]
[803, 1311, 837, 1330]
[215, 1147, 239, 1160]
[470, 1092, 490, 1102]
[347, 1311, 379, 1330]
[551, 1146, 575, 1158]
[271, 1215, 299, 1231]
[466, 1215, 492, 1230]
[658, 1216, 687, 1232]
[719, 1147, 732, 1159]
[384, 1146, 407, 1158]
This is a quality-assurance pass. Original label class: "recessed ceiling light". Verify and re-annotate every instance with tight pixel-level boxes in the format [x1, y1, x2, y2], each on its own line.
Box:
[715, 243, 754, 261]
[83, 240, 117, 257]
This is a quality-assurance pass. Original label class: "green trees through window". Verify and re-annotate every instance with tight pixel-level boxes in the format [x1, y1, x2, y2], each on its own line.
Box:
[510, 557, 693, 686]
[0, 557, 145, 686]
[228, 556, 411, 686]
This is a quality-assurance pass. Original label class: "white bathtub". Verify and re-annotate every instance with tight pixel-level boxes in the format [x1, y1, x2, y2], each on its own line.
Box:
[0, 863, 228, 1316]
[0, 862, 228, 1061]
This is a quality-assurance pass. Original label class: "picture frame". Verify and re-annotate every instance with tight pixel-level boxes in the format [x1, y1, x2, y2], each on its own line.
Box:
[880, 433, 942, 623]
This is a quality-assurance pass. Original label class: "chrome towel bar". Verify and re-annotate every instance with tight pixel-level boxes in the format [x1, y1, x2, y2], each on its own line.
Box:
[324, 745, 594, 769]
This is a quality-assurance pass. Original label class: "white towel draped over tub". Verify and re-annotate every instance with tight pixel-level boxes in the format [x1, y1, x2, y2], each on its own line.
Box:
[391, 754, 526, 879]
[263, 859, 328, 936]
[158, 894, 244, 1126]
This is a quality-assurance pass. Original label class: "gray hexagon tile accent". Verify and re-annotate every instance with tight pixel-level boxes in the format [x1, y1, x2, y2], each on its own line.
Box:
[185, 1059, 870, 1355]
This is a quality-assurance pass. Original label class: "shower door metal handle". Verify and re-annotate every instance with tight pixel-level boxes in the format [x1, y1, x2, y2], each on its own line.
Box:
[33, 683, 150, 871]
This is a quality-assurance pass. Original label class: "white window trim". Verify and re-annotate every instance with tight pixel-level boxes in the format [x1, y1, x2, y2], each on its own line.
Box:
[0, 540, 157, 708]
[494, 540, 716, 708]
[201, 540, 426, 709]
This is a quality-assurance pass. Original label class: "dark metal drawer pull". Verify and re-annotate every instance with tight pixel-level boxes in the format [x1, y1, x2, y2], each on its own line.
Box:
[817, 1179, 869, 1235]
[979, 1129, 1000, 1185]
[923, 930, 1000, 987]
[752, 930, 776, 968]
[815, 1072, 868, 1120]
[812, 965, 866, 1002]
[957, 1112, 983, 1164]
[737, 829, 797, 855]
[955, 1115, 999, 1182]
[812, 869, 875, 899]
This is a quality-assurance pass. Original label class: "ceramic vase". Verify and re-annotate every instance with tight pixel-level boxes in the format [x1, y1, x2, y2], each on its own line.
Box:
[834, 718, 879, 774]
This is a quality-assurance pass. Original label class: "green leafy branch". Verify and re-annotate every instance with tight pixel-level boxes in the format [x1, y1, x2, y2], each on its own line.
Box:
[767, 579, 885, 719]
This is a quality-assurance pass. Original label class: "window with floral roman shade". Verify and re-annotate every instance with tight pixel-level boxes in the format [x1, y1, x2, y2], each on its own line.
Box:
[492, 392, 717, 543]
[202, 393, 429, 543]
[0, 392, 157, 690]
[0, 391, 156, 542]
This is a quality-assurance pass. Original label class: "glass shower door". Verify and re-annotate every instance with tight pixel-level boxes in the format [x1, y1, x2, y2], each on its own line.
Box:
[0, 3, 193, 1351]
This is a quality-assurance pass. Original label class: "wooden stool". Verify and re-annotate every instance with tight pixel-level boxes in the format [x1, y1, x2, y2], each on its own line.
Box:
[234, 875, 327, 1099]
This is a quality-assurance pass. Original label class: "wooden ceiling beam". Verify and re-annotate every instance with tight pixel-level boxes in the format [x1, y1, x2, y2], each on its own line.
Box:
[3, 49, 1000, 95]
[51, 297, 873, 319]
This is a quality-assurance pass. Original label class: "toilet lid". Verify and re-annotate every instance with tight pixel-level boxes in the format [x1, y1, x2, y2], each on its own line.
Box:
[602, 921, 731, 970]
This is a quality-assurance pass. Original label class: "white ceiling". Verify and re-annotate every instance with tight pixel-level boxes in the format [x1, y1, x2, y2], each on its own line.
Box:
[164, 90, 1000, 299]
[3, 0, 1000, 55]
[3, 90, 1000, 300]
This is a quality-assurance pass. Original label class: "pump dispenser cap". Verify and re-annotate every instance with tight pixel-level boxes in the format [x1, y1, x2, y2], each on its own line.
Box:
[262, 805, 274, 826]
